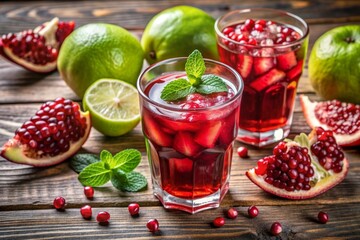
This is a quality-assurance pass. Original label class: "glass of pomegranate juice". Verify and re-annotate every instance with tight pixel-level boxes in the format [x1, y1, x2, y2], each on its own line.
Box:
[137, 52, 243, 213]
[215, 9, 309, 146]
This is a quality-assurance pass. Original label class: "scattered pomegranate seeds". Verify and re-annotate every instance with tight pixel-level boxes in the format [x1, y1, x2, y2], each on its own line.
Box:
[96, 211, 110, 224]
[248, 205, 259, 218]
[84, 186, 94, 199]
[270, 222, 282, 236]
[53, 196, 66, 210]
[80, 205, 92, 219]
[237, 146, 248, 158]
[147, 219, 159, 232]
[227, 207, 238, 219]
[128, 203, 140, 216]
[318, 211, 329, 224]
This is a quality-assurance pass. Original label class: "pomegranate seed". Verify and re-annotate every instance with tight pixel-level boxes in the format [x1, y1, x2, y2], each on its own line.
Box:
[147, 219, 159, 232]
[53, 196, 66, 210]
[96, 211, 110, 224]
[248, 205, 259, 218]
[212, 217, 225, 228]
[128, 203, 140, 216]
[226, 207, 238, 219]
[237, 146, 248, 158]
[80, 205, 92, 219]
[244, 19, 255, 30]
[318, 211, 329, 224]
[270, 222, 282, 236]
[84, 186, 94, 199]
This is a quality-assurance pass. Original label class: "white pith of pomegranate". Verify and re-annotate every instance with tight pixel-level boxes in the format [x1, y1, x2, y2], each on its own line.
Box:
[300, 95, 360, 147]
[0, 18, 75, 73]
[246, 129, 349, 199]
[0, 98, 91, 167]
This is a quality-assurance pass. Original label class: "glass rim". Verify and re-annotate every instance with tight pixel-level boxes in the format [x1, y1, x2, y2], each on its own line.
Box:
[137, 57, 243, 113]
[215, 8, 309, 49]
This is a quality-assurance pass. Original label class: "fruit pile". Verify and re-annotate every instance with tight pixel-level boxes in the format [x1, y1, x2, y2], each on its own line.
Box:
[246, 128, 349, 199]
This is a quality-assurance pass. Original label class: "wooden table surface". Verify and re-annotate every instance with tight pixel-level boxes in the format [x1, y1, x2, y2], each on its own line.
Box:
[1, 1, 360, 239]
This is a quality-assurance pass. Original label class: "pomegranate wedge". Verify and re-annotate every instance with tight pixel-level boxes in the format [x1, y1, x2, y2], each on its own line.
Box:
[246, 128, 349, 199]
[300, 95, 360, 146]
[1, 98, 91, 167]
[0, 18, 75, 73]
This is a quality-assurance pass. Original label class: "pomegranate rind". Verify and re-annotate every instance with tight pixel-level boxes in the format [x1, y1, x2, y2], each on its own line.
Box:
[0, 44, 57, 73]
[300, 95, 360, 147]
[0, 111, 91, 167]
[246, 158, 349, 200]
[0, 18, 75, 73]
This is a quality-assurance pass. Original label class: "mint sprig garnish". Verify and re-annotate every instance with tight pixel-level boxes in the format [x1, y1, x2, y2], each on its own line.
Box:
[160, 49, 228, 101]
[73, 149, 147, 192]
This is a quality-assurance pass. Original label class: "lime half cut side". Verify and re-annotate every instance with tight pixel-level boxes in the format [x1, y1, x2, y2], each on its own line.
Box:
[83, 78, 140, 137]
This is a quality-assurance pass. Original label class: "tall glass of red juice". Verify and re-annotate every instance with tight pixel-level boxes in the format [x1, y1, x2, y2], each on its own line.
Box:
[215, 9, 309, 146]
[137, 57, 243, 213]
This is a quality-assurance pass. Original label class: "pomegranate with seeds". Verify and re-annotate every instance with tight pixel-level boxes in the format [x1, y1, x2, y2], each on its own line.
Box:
[0, 18, 75, 73]
[1, 97, 91, 167]
[246, 129, 349, 199]
[300, 95, 360, 146]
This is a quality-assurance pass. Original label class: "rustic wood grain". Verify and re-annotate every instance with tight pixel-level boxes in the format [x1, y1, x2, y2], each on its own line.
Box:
[1, 204, 359, 239]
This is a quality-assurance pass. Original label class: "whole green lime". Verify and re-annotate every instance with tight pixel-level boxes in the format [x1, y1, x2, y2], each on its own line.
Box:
[141, 5, 219, 64]
[58, 23, 144, 98]
[309, 25, 360, 104]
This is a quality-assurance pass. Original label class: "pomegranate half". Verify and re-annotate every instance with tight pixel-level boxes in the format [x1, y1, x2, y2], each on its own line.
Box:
[0, 18, 75, 73]
[1, 98, 91, 167]
[246, 128, 349, 199]
[300, 95, 360, 146]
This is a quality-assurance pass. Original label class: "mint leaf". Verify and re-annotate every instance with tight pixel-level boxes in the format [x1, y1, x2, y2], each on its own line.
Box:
[185, 49, 205, 85]
[160, 78, 195, 101]
[111, 171, 147, 192]
[196, 75, 228, 94]
[100, 150, 117, 169]
[78, 162, 111, 186]
[113, 149, 142, 173]
[70, 154, 100, 173]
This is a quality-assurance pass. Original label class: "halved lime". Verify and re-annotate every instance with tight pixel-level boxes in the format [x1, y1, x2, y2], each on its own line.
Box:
[83, 78, 140, 137]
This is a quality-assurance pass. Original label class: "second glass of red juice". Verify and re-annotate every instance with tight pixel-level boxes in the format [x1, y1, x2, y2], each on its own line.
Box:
[137, 57, 243, 213]
[215, 9, 309, 146]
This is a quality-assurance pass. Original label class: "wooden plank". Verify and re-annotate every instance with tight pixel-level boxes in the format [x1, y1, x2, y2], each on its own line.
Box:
[0, 0, 359, 34]
[1, 204, 359, 239]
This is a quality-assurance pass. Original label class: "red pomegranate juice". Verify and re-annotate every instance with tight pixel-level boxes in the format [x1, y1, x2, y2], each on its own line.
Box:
[141, 73, 240, 213]
[217, 17, 308, 146]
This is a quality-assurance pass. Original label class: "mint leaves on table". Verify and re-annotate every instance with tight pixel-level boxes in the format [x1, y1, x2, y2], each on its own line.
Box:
[71, 149, 147, 192]
[160, 49, 227, 101]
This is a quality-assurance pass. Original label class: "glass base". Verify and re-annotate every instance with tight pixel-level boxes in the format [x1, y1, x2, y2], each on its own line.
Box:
[152, 180, 229, 214]
[236, 125, 290, 147]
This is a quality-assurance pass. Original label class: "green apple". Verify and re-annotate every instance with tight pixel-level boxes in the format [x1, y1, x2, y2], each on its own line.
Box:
[309, 25, 360, 104]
